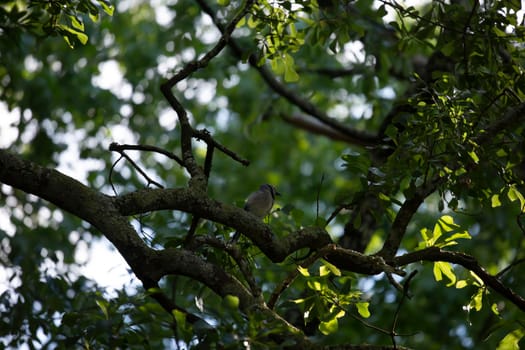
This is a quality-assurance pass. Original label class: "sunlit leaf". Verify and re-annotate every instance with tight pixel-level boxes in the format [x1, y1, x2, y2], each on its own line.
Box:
[497, 328, 525, 350]
[491, 194, 501, 208]
[307, 280, 322, 291]
[469, 287, 484, 311]
[97, 0, 114, 16]
[298, 265, 310, 277]
[70, 16, 84, 31]
[319, 318, 338, 335]
[356, 302, 370, 318]
[321, 260, 341, 276]
[456, 280, 468, 289]
[433, 261, 456, 286]
[468, 151, 479, 164]
[445, 231, 471, 242]
[507, 185, 525, 212]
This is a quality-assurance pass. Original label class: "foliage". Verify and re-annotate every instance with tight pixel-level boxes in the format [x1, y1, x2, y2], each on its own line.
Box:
[1, 0, 525, 349]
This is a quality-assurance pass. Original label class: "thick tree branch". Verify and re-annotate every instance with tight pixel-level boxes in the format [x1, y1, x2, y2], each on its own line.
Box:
[377, 179, 442, 260]
[114, 186, 413, 279]
[0, 148, 155, 282]
[0, 148, 314, 347]
[0, 149, 384, 280]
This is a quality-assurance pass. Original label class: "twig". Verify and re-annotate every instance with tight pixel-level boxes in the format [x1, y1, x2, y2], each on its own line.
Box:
[192, 236, 261, 296]
[316, 174, 324, 225]
[268, 244, 336, 309]
[390, 270, 418, 347]
[109, 145, 164, 188]
[142, 280, 212, 326]
[194, 128, 249, 166]
[109, 142, 183, 166]
[160, 0, 255, 183]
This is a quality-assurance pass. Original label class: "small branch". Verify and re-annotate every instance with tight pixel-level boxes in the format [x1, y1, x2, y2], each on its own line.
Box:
[326, 204, 349, 225]
[316, 174, 324, 225]
[190, 236, 261, 297]
[203, 141, 214, 181]
[183, 216, 201, 246]
[281, 113, 373, 145]
[143, 280, 210, 326]
[268, 244, 336, 310]
[109, 143, 165, 189]
[194, 128, 250, 166]
[390, 270, 418, 347]
[109, 142, 183, 166]
[160, 0, 255, 184]
[325, 246, 406, 276]
[297, 66, 366, 79]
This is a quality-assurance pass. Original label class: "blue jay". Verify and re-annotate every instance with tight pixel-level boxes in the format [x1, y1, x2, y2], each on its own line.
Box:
[230, 184, 280, 242]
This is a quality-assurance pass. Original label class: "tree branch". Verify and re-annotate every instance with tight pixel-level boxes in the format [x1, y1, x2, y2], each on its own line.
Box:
[377, 179, 442, 260]
[393, 247, 525, 312]
[196, 0, 380, 148]
[159, 0, 255, 188]
[0, 148, 316, 347]
[0, 148, 155, 282]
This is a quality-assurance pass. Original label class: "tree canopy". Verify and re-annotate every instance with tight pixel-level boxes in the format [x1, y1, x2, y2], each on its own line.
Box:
[1, 0, 525, 348]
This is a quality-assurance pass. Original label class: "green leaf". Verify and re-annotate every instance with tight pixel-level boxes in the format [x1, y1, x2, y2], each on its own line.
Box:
[270, 56, 285, 75]
[70, 16, 84, 31]
[97, 0, 115, 16]
[96, 299, 109, 320]
[444, 231, 471, 243]
[319, 318, 338, 335]
[320, 260, 341, 276]
[497, 328, 525, 350]
[491, 194, 501, 208]
[468, 151, 479, 164]
[341, 151, 371, 175]
[319, 265, 330, 277]
[507, 185, 525, 212]
[284, 65, 299, 82]
[307, 280, 322, 291]
[298, 265, 310, 277]
[419, 227, 432, 247]
[456, 280, 468, 289]
[356, 302, 370, 318]
[491, 303, 500, 316]
[468, 287, 484, 311]
[433, 261, 456, 286]
[58, 24, 88, 45]
[283, 54, 299, 82]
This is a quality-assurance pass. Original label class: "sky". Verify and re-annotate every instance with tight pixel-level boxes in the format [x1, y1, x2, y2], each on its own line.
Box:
[0, 100, 136, 296]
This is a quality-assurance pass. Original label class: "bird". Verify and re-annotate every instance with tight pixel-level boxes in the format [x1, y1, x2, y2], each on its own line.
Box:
[230, 184, 280, 243]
